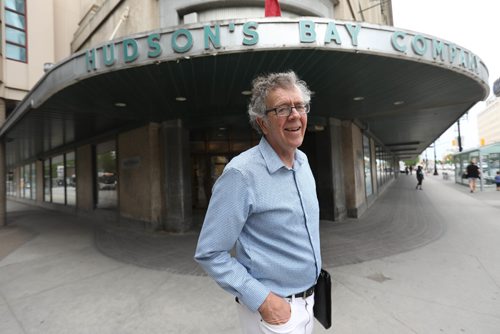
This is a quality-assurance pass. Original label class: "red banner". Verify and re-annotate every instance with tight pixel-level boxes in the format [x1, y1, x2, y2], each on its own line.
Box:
[265, 0, 282, 17]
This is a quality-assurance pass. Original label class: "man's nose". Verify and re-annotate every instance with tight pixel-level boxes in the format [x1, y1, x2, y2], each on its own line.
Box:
[288, 107, 301, 118]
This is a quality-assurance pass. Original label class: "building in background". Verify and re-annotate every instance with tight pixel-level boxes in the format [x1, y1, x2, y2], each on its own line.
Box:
[1, 1, 64, 121]
[0, 0, 489, 231]
[478, 97, 500, 146]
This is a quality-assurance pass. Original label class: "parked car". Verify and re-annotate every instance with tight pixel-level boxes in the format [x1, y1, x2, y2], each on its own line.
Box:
[98, 172, 117, 190]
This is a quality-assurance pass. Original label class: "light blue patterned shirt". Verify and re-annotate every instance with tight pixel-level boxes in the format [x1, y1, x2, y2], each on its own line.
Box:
[194, 137, 321, 312]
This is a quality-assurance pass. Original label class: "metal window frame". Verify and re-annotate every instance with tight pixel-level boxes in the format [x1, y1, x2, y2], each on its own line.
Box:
[4, 0, 27, 62]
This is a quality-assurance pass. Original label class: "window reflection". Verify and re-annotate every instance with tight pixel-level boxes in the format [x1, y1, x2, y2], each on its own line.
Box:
[43, 151, 76, 206]
[5, 0, 27, 62]
[375, 145, 395, 189]
[5, 0, 26, 13]
[30, 162, 36, 200]
[363, 135, 373, 197]
[51, 155, 65, 204]
[44, 159, 51, 202]
[66, 152, 76, 205]
[96, 141, 117, 210]
[6, 170, 16, 197]
[5, 10, 25, 29]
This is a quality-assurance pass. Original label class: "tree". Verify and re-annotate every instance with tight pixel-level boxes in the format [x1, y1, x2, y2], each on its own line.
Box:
[443, 153, 454, 165]
[404, 159, 419, 167]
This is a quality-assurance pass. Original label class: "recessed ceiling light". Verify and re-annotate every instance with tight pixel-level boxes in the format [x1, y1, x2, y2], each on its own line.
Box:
[175, 97, 187, 102]
[241, 90, 252, 96]
[394, 100, 405, 105]
[353, 96, 364, 101]
[114, 102, 127, 107]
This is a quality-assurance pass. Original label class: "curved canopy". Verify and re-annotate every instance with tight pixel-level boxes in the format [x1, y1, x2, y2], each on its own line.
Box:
[1, 18, 489, 166]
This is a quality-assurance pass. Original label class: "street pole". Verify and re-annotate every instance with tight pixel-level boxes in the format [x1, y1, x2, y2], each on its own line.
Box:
[478, 151, 484, 192]
[457, 119, 463, 152]
[425, 150, 428, 173]
[433, 142, 438, 175]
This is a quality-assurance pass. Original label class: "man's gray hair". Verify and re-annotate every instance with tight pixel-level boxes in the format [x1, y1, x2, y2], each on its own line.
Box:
[248, 71, 312, 134]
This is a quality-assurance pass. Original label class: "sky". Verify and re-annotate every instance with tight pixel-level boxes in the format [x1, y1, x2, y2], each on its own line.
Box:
[391, 0, 500, 160]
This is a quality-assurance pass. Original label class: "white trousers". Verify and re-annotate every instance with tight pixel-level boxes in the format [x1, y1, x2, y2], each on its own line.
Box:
[237, 295, 315, 334]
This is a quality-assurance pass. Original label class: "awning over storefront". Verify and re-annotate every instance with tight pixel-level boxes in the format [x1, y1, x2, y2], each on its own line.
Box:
[0, 17, 489, 166]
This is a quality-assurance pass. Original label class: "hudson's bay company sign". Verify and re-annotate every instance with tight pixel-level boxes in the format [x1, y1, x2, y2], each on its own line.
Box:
[84, 19, 487, 81]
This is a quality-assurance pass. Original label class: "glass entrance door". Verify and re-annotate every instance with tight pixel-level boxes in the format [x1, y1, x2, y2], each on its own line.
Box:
[190, 126, 259, 209]
[192, 154, 229, 209]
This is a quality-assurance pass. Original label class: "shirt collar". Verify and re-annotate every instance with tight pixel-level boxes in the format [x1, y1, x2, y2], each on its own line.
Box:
[258, 137, 305, 174]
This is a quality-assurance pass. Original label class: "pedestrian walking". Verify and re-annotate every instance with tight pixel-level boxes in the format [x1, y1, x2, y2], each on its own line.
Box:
[195, 71, 321, 334]
[495, 171, 500, 191]
[416, 165, 424, 190]
[465, 160, 480, 193]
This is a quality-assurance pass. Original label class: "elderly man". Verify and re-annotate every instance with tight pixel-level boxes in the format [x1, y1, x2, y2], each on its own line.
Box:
[194, 71, 321, 334]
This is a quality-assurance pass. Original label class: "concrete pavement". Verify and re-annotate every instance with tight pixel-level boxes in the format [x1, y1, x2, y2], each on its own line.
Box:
[1, 174, 499, 333]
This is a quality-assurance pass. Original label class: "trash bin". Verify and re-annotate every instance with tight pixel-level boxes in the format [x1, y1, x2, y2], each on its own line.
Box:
[442, 172, 449, 180]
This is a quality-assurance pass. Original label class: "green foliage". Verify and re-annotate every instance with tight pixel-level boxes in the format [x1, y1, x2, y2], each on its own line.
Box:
[443, 154, 454, 164]
[97, 151, 116, 173]
[403, 159, 418, 167]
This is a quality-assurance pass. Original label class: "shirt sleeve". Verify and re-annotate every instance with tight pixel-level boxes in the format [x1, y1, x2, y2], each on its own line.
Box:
[194, 167, 270, 312]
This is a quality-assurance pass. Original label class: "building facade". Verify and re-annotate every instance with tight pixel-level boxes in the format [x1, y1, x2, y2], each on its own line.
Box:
[478, 97, 500, 146]
[0, 0, 489, 231]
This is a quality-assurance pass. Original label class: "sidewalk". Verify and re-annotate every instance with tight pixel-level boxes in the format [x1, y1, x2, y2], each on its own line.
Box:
[1, 175, 499, 333]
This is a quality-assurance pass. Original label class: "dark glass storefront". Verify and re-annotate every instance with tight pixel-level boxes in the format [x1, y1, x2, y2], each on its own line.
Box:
[190, 127, 259, 209]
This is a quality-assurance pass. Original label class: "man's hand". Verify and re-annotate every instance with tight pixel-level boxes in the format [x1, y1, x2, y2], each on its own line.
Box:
[258, 292, 291, 325]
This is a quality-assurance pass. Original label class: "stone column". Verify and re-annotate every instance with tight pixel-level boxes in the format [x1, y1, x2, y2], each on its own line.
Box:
[329, 118, 347, 221]
[118, 124, 162, 230]
[0, 99, 6, 226]
[314, 118, 346, 221]
[160, 119, 192, 232]
[341, 121, 367, 218]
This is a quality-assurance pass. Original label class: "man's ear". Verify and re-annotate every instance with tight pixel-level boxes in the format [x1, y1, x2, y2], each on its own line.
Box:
[256, 117, 269, 135]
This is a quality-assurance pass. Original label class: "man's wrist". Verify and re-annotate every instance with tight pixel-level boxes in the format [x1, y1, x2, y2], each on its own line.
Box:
[240, 283, 270, 312]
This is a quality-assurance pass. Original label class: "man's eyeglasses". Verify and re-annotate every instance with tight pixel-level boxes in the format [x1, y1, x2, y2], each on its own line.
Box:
[265, 103, 310, 118]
